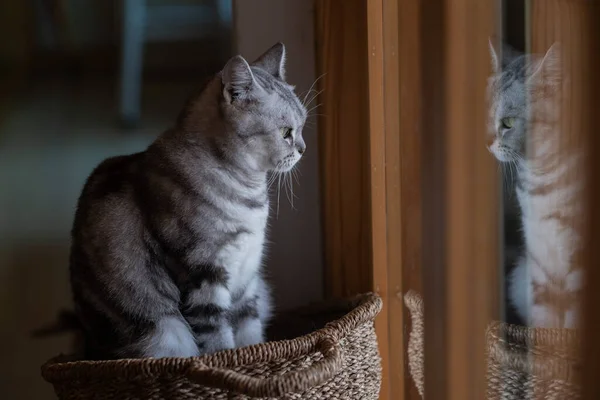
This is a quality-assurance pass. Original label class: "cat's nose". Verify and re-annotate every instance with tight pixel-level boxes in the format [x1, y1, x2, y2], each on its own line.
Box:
[297, 143, 306, 155]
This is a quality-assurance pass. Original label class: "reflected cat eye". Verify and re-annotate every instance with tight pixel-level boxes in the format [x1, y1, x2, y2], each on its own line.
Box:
[501, 117, 515, 129]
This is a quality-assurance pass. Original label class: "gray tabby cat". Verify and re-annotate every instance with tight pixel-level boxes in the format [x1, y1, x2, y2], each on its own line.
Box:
[488, 42, 583, 328]
[70, 43, 307, 359]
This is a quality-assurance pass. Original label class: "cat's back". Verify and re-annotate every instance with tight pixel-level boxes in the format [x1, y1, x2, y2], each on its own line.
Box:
[79, 153, 143, 202]
[72, 152, 146, 245]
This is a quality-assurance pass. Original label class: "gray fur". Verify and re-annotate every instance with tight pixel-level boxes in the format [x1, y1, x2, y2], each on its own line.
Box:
[70, 43, 307, 359]
[487, 43, 561, 165]
[487, 45, 529, 163]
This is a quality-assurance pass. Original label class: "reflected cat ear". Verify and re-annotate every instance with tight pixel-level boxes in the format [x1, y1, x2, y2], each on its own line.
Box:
[490, 39, 523, 73]
[252, 42, 286, 81]
[489, 38, 500, 73]
[222, 55, 256, 102]
[527, 42, 562, 88]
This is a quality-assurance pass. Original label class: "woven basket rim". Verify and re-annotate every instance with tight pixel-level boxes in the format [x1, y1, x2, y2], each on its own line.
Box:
[486, 321, 582, 383]
[404, 290, 583, 397]
[41, 292, 382, 384]
[487, 321, 581, 349]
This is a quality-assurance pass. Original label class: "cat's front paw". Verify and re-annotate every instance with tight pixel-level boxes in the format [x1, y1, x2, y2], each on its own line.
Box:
[199, 326, 235, 355]
[234, 318, 264, 348]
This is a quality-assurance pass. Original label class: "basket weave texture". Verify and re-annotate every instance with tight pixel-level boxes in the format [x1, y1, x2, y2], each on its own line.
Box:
[404, 290, 582, 400]
[42, 293, 382, 400]
[486, 321, 581, 399]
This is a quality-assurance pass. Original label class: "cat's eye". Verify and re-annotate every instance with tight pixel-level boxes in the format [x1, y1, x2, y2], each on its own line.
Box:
[501, 117, 515, 129]
[280, 127, 293, 139]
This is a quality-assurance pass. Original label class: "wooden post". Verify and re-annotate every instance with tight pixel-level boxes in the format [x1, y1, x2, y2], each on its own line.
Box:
[422, 0, 498, 399]
[315, 0, 373, 299]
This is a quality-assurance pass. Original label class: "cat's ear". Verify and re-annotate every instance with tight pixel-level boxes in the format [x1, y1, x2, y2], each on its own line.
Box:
[489, 38, 500, 73]
[252, 42, 286, 80]
[527, 42, 562, 88]
[222, 55, 257, 102]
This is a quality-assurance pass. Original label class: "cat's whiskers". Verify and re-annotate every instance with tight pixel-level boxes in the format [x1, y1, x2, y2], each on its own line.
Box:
[509, 161, 517, 194]
[284, 172, 294, 210]
[267, 173, 277, 190]
[267, 161, 283, 190]
[276, 173, 282, 218]
[305, 91, 323, 109]
[306, 104, 323, 116]
[302, 73, 327, 106]
[287, 169, 299, 210]
[506, 149, 526, 177]
[298, 88, 315, 100]
[499, 163, 508, 190]
[299, 89, 319, 106]
[292, 167, 301, 186]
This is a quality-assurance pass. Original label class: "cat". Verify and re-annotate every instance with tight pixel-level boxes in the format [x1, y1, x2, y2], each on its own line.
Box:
[69, 42, 308, 359]
[487, 42, 583, 328]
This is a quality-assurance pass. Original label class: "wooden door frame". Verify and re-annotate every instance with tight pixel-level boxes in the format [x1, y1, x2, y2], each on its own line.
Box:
[317, 0, 498, 398]
[316, 0, 427, 398]
[577, 1, 600, 399]
[317, 0, 497, 397]
[368, 0, 425, 398]
[315, 0, 372, 301]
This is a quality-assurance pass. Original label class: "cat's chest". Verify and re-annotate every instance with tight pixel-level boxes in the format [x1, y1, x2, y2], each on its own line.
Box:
[517, 185, 579, 268]
[214, 223, 266, 291]
[192, 192, 270, 233]
[206, 202, 268, 279]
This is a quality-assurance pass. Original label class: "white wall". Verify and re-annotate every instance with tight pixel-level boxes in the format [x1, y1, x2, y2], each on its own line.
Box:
[232, 0, 323, 310]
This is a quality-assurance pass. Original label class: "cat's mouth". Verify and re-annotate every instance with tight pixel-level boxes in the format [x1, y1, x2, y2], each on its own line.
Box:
[489, 141, 519, 163]
[274, 154, 300, 172]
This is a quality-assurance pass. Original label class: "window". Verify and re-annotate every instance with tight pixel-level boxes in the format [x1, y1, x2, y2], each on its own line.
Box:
[317, 0, 600, 398]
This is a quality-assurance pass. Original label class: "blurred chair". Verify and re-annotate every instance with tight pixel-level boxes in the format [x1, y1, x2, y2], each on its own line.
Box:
[119, 0, 232, 127]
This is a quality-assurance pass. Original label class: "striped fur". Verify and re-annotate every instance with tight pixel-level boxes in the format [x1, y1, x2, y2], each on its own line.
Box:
[488, 43, 583, 328]
[70, 43, 308, 359]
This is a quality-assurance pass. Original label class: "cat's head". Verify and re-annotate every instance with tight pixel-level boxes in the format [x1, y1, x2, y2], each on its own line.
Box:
[218, 43, 307, 173]
[487, 42, 561, 164]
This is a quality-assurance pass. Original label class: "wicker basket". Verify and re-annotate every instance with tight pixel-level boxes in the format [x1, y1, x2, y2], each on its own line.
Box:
[486, 321, 582, 399]
[404, 290, 582, 399]
[41, 293, 382, 399]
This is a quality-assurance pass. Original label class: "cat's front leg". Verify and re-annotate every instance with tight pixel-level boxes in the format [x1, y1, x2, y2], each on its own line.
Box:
[181, 271, 235, 355]
[231, 298, 264, 348]
[231, 276, 271, 348]
[508, 256, 533, 325]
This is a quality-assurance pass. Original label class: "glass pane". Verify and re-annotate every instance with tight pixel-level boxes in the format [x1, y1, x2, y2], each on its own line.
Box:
[400, 0, 590, 398]
[487, 0, 588, 398]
